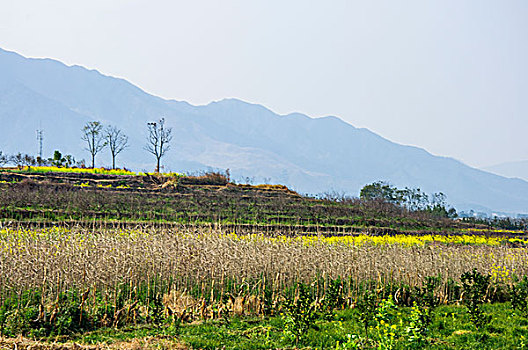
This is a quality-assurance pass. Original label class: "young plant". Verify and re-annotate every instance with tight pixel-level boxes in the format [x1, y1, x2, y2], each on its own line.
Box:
[281, 283, 318, 345]
[415, 275, 441, 309]
[357, 290, 377, 337]
[460, 268, 492, 329]
[321, 278, 345, 320]
[374, 296, 398, 350]
[509, 275, 528, 316]
[404, 274, 439, 346]
[405, 302, 430, 348]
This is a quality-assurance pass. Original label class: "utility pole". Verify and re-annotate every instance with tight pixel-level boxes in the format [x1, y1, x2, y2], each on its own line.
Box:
[36, 128, 43, 162]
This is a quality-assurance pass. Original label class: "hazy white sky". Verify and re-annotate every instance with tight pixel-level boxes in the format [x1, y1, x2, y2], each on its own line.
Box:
[1, 0, 527, 168]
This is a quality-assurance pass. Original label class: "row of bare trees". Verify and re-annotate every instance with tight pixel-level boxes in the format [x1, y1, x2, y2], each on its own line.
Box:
[81, 122, 128, 169]
[81, 118, 172, 172]
[0, 118, 172, 172]
[0, 152, 37, 167]
[0, 150, 78, 168]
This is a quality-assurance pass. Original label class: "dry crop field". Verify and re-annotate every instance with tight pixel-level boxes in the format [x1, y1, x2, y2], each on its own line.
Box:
[2, 226, 527, 300]
[1, 225, 528, 347]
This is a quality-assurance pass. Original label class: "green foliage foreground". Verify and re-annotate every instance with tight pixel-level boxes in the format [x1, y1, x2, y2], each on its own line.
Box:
[2, 271, 528, 349]
[10, 302, 528, 349]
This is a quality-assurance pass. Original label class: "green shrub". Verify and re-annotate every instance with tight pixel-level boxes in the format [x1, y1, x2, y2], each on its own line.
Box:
[510, 275, 528, 316]
[460, 268, 492, 329]
[374, 297, 398, 350]
[357, 290, 377, 337]
[404, 302, 431, 348]
[281, 283, 318, 345]
[321, 278, 345, 320]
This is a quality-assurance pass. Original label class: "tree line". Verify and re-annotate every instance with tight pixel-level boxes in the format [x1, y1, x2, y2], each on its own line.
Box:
[0, 118, 172, 172]
[359, 180, 458, 218]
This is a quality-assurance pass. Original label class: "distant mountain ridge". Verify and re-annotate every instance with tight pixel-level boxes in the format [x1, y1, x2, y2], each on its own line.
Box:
[1, 47, 528, 214]
[483, 161, 528, 182]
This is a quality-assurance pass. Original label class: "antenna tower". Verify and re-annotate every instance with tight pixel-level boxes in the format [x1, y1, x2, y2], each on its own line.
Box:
[36, 129, 43, 159]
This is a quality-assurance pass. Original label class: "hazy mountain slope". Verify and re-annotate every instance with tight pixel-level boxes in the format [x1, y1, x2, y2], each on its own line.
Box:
[483, 161, 528, 182]
[0, 78, 90, 157]
[1, 47, 527, 213]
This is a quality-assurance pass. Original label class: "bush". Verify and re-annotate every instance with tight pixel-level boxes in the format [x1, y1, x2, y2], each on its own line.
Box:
[281, 283, 318, 345]
[357, 290, 377, 337]
[460, 269, 492, 329]
[510, 275, 528, 316]
[179, 171, 229, 185]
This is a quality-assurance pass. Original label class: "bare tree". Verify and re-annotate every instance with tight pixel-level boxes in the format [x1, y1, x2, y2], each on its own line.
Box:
[81, 121, 106, 168]
[144, 118, 172, 173]
[0, 151, 8, 167]
[22, 154, 36, 167]
[105, 125, 128, 169]
[10, 153, 24, 168]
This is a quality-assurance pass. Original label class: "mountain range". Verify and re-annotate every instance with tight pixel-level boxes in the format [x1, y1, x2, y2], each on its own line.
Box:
[1, 47, 527, 214]
[483, 161, 528, 183]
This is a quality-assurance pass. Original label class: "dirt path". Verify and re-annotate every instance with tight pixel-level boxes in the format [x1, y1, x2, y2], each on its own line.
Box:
[0, 336, 187, 350]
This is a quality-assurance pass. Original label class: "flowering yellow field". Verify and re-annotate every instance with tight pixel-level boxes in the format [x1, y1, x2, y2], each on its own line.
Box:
[2, 166, 136, 175]
[232, 231, 525, 247]
[1, 227, 524, 253]
[2, 166, 185, 177]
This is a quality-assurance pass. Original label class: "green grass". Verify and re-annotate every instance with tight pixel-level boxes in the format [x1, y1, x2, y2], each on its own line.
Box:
[54, 303, 528, 349]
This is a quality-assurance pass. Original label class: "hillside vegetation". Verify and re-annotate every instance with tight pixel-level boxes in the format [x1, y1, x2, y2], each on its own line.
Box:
[0, 168, 482, 235]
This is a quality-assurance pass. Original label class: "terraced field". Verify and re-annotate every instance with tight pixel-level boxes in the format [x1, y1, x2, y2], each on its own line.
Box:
[0, 168, 482, 234]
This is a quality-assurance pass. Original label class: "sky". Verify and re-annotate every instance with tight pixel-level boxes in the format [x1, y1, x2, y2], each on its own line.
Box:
[0, 0, 527, 168]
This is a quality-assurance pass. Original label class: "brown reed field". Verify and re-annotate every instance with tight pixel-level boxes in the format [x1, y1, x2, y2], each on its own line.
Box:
[1, 226, 526, 310]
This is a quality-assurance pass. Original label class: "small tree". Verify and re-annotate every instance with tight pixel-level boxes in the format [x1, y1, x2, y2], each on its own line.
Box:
[10, 153, 24, 168]
[22, 154, 36, 167]
[104, 125, 128, 169]
[0, 151, 8, 167]
[360, 181, 402, 204]
[144, 118, 172, 173]
[49, 150, 65, 167]
[48, 150, 74, 167]
[36, 156, 47, 166]
[64, 155, 76, 168]
[81, 121, 106, 168]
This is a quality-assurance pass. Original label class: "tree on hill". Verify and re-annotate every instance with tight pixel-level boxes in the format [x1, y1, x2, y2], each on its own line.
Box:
[360, 181, 457, 218]
[48, 150, 76, 168]
[49, 150, 65, 167]
[144, 118, 172, 173]
[22, 154, 36, 167]
[360, 181, 402, 204]
[6, 153, 37, 168]
[105, 125, 128, 169]
[0, 151, 8, 167]
[81, 121, 106, 168]
[10, 153, 24, 168]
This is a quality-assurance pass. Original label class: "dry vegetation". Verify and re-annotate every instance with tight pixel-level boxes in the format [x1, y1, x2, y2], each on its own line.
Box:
[2, 224, 528, 348]
[0, 172, 478, 234]
[2, 226, 526, 308]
